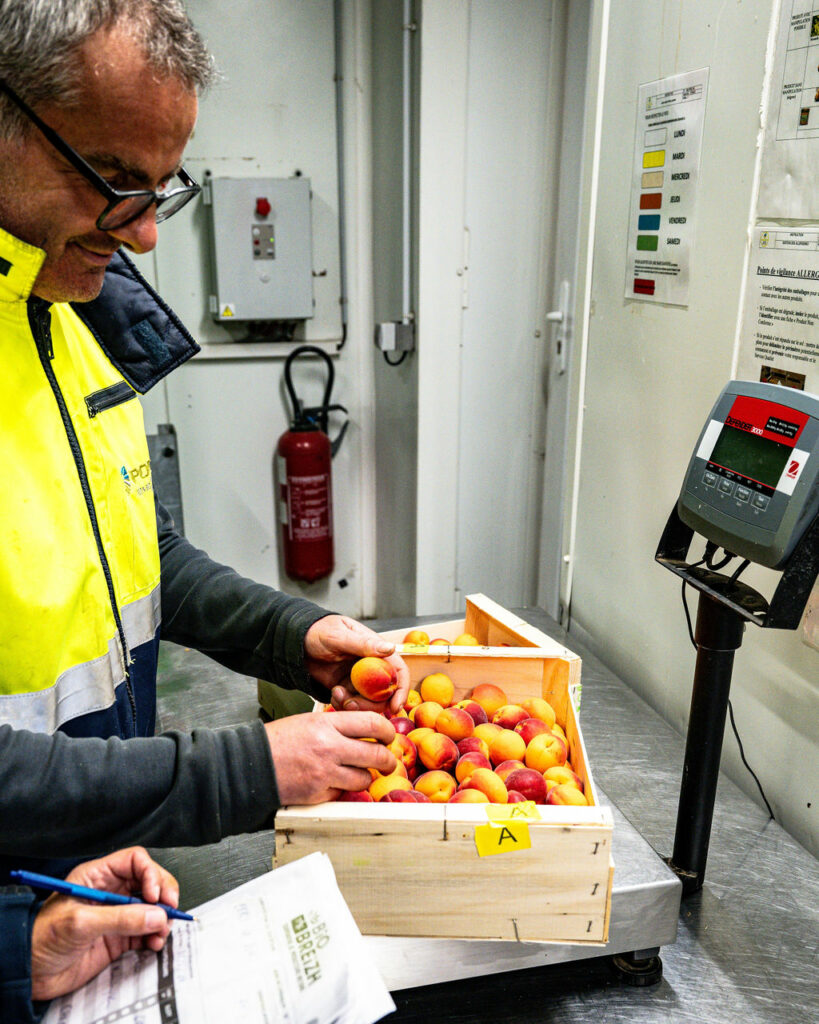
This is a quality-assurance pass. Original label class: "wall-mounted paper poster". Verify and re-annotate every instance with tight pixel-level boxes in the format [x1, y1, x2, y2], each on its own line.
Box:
[624, 68, 709, 306]
[737, 227, 819, 394]
[758, 1, 819, 219]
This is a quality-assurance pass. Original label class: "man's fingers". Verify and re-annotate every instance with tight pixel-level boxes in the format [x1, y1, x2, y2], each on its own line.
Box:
[65, 904, 170, 947]
[67, 847, 180, 909]
[329, 710, 395, 744]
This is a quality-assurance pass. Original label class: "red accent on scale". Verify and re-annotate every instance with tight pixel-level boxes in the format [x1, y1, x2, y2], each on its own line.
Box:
[727, 395, 808, 446]
[277, 429, 334, 582]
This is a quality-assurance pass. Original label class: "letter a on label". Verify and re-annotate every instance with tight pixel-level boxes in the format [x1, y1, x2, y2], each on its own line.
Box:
[474, 821, 532, 857]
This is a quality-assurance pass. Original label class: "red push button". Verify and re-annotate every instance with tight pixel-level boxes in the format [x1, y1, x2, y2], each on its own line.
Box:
[255, 197, 271, 217]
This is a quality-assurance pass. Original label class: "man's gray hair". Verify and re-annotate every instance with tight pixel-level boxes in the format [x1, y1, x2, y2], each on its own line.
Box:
[0, 0, 216, 137]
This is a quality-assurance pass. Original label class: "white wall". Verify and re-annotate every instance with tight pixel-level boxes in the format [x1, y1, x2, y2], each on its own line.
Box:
[571, 0, 819, 857]
[138, 0, 374, 616]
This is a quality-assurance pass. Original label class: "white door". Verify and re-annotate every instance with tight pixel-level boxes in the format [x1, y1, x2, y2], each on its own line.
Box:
[537, 0, 598, 622]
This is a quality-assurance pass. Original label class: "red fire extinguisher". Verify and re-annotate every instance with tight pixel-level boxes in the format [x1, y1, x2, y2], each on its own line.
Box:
[276, 346, 348, 582]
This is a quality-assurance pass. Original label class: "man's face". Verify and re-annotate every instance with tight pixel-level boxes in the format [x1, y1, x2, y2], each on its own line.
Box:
[0, 25, 198, 303]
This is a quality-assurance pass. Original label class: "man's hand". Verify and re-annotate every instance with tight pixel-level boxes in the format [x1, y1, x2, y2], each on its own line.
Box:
[265, 710, 397, 805]
[30, 848, 180, 1002]
[304, 615, 409, 715]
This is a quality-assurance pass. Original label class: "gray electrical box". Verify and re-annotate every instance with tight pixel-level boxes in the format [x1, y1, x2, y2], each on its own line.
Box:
[204, 176, 314, 322]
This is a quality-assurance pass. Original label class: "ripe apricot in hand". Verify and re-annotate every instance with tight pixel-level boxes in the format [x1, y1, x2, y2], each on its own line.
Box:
[350, 656, 398, 702]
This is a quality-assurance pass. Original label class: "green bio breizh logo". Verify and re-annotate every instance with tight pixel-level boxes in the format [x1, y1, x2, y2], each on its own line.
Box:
[120, 459, 153, 496]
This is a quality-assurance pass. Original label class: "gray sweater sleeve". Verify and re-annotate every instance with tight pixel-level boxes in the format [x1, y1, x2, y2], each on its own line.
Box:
[155, 498, 333, 702]
[0, 720, 278, 858]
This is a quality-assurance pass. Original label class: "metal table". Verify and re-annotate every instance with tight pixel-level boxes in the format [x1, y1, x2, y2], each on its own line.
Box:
[153, 609, 819, 1023]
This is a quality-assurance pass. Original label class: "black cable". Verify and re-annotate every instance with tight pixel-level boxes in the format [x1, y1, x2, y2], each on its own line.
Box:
[383, 350, 408, 367]
[681, 567, 775, 822]
[728, 699, 775, 820]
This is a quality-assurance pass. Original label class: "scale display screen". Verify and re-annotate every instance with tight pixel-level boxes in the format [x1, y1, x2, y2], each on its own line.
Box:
[708, 424, 792, 490]
[678, 381, 819, 568]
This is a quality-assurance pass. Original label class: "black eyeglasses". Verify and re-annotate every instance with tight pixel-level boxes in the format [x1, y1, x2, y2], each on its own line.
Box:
[0, 80, 200, 231]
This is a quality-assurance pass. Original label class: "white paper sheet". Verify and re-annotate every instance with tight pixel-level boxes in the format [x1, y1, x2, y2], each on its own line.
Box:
[43, 852, 396, 1024]
[758, 0, 819, 219]
[737, 226, 819, 393]
[623, 67, 709, 306]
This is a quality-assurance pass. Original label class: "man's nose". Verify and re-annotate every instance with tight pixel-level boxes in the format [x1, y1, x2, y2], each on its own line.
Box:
[108, 205, 159, 254]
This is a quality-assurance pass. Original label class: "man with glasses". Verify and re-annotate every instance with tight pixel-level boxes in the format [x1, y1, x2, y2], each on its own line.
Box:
[0, 0, 406, 988]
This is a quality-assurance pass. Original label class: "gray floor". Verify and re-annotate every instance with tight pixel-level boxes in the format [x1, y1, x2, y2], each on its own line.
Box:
[153, 610, 819, 1023]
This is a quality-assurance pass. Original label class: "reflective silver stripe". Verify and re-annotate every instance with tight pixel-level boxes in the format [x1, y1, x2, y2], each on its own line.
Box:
[0, 585, 161, 734]
[121, 584, 161, 653]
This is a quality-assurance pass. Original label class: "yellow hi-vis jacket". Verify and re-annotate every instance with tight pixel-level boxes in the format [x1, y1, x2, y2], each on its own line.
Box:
[0, 228, 198, 739]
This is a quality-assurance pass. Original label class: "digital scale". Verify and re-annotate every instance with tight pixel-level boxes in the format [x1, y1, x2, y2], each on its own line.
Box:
[657, 379, 819, 892]
[677, 380, 819, 570]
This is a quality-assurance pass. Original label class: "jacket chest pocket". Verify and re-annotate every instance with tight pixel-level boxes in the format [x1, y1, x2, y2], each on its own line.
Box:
[85, 380, 136, 418]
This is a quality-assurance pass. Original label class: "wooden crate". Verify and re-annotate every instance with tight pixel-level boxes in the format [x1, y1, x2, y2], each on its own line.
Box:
[380, 592, 579, 655]
[275, 608, 613, 945]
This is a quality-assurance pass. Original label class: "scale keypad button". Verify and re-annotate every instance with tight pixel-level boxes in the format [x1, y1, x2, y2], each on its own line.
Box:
[752, 493, 770, 510]
[703, 471, 717, 487]
[718, 478, 735, 495]
[735, 485, 751, 503]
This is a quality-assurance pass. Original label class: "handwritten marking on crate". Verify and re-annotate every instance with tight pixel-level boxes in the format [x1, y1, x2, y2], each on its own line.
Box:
[485, 802, 540, 822]
[474, 821, 532, 856]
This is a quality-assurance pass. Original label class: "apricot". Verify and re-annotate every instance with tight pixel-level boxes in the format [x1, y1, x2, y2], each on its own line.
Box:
[525, 732, 568, 773]
[337, 789, 374, 802]
[488, 728, 527, 767]
[416, 731, 459, 772]
[514, 717, 552, 745]
[543, 765, 584, 793]
[403, 689, 422, 712]
[473, 722, 503, 747]
[390, 716, 414, 736]
[457, 736, 490, 759]
[455, 751, 492, 783]
[492, 704, 529, 730]
[414, 770, 457, 803]
[503, 767, 547, 804]
[412, 700, 444, 730]
[453, 633, 480, 646]
[546, 783, 588, 806]
[434, 706, 474, 742]
[407, 726, 434, 746]
[449, 788, 490, 804]
[387, 733, 417, 773]
[403, 629, 430, 645]
[382, 788, 420, 803]
[470, 683, 508, 718]
[350, 656, 398, 702]
[460, 767, 508, 803]
[493, 759, 526, 782]
[429, 638, 449, 646]
[520, 697, 557, 730]
[506, 790, 529, 803]
[368, 772, 413, 801]
[453, 699, 488, 726]
[419, 672, 455, 707]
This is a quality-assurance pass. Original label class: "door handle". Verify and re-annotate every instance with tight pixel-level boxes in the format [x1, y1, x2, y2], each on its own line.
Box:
[546, 280, 570, 375]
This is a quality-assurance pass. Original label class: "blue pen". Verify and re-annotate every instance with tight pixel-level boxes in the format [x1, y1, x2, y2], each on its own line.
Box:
[10, 869, 196, 922]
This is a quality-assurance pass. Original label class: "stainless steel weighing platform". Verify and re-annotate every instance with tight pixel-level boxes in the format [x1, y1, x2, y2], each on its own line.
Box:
[152, 608, 818, 1023]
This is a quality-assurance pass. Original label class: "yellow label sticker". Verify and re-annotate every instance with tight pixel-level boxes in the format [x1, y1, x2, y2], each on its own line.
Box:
[485, 802, 540, 822]
[474, 821, 531, 857]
